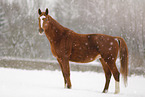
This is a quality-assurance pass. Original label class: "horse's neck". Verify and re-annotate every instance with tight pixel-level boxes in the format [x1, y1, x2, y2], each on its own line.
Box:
[46, 17, 66, 44]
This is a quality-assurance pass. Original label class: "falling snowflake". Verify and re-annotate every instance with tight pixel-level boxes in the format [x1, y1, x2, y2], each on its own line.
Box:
[85, 43, 88, 45]
[109, 47, 112, 50]
[110, 42, 113, 45]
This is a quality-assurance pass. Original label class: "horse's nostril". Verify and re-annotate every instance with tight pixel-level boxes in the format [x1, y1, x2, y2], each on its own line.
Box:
[41, 29, 44, 32]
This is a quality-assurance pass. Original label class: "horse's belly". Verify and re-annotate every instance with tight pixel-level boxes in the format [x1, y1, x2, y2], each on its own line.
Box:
[69, 49, 99, 63]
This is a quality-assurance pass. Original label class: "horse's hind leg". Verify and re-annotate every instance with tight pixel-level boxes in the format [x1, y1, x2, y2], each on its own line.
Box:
[99, 58, 112, 93]
[107, 61, 120, 94]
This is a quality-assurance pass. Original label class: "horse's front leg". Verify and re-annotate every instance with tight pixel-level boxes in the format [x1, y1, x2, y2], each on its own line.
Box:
[57, 57, 72, 89]
[57, 58, 67, 87]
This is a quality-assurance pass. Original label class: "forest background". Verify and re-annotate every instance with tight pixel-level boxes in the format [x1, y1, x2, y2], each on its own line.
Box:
[0, 0, 145, 70]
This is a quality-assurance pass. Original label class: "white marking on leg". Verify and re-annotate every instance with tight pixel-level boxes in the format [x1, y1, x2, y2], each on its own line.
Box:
[40, 15, 46, 28]
[64, 83, 66, 88]
[115, 81, 120, 94]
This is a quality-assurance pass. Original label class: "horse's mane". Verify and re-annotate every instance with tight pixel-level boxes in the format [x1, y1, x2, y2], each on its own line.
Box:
[48, 16, 73, 36]
[49, 16, 64, 30]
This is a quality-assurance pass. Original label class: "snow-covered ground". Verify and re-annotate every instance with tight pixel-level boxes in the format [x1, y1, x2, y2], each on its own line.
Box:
[0, 68, 144, 97]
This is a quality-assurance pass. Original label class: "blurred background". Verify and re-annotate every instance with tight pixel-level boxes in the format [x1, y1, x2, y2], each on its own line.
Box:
[0, 0, 145, 73]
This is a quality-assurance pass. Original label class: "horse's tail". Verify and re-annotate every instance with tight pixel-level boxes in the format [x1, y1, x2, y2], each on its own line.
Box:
[116, 37, 128, 87]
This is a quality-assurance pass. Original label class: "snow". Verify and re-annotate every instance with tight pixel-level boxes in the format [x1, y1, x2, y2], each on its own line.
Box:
[110, 42, 113, 45]
[0, 68, 145, 97]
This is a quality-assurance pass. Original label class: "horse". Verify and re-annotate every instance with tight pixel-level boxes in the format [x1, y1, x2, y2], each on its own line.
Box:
[38, 8, 128, 94]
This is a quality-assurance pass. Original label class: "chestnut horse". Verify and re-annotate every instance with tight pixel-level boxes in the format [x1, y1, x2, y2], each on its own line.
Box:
[38, 8, 128, 94]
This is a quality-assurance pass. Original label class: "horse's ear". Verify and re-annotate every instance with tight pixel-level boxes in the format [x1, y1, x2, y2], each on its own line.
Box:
[38, 9, 42, 15]
[45, 8, 49, 15]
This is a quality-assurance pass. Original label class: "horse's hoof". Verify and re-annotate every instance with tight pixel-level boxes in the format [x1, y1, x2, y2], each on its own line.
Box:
[114, 90, 120, 94]
[67, 85, 72, 89]
[102, 89, 108, 93]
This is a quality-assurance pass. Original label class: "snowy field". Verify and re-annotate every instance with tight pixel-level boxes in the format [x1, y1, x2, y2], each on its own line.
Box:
[0, 68, 145, 97]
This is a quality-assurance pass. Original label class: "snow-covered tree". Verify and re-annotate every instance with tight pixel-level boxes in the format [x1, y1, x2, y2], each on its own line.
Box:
[0, 0, 145, 69]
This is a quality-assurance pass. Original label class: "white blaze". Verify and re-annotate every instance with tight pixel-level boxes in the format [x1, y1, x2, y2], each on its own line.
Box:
[40, 15, 46, 28]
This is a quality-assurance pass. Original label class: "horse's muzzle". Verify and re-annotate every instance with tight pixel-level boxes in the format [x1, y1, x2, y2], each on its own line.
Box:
[39, 28, 44, 33]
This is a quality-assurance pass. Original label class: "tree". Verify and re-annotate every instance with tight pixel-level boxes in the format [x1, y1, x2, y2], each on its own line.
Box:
[0, 4, 9, 57]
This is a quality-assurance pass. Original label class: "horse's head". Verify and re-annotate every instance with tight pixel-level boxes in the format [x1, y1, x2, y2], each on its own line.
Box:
[38, 8, 49, 35]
